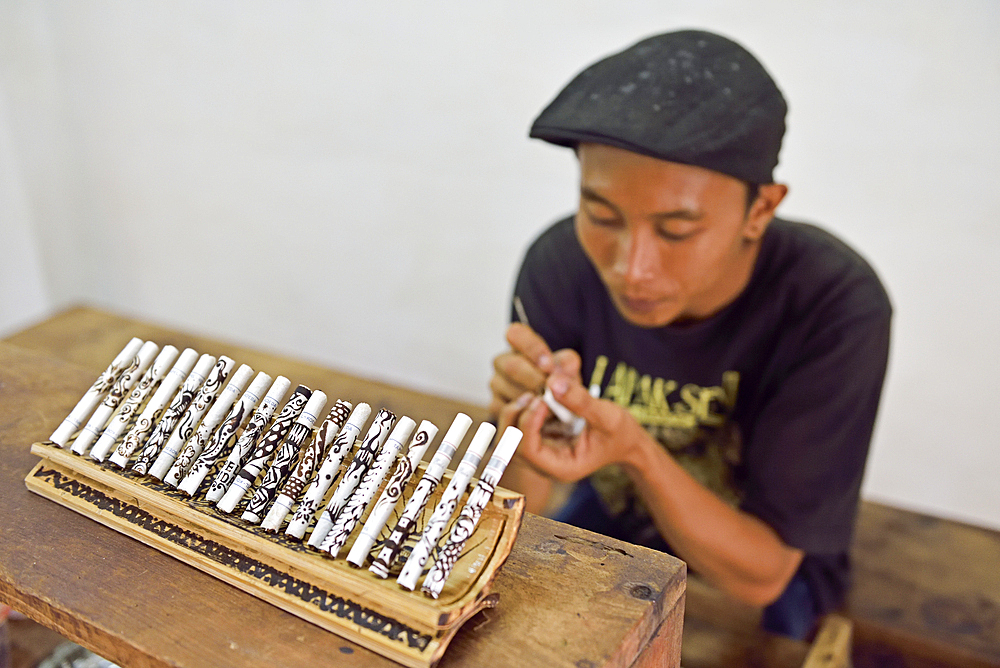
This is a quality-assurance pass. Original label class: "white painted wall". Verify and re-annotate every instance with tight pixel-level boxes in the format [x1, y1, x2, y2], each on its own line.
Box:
[1, 1, 998, 529]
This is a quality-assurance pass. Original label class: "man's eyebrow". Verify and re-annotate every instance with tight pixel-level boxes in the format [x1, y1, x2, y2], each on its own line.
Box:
[580, 186, 702, 221]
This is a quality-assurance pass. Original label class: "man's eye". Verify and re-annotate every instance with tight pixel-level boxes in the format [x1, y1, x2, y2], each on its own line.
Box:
[586, 211, 622, 228]
[655, 226, 698, 242]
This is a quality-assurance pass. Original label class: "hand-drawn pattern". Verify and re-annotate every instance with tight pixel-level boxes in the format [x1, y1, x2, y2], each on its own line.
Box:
[421, 479, 496, 598]
[285, 404, 370, 539]
[113, 352, 196, 466]
[242, 419, 312, 522]
[346, 423, 436, 567]
[132, 356, 214, 475]
[162, 361, 246, 485]
[204, 381, 287, 503]
[177, 401, 248, 494]
[369, 475, 441, 578]
[307, 410, 395, 547]
[324, 409, 395, 522]
[148, 356, 233, 478]
[90, 354, 166, 460]
[396, 441, 487, 591]
[281, 400, 352, 502]
[71, 343, 157, 455]
[320, 418, 414, 556]
[217, 386, 310, 513]
[50, 338, 144, 446]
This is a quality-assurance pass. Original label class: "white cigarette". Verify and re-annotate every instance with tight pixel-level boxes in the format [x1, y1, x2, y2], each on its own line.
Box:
[422, 426, 523, 598]
[215, 385, 312, 514]
[110, 348, 199, 468]
[147, 356, 235, 480]
[306, 409, 396, 549]
[163, 363, 254, 487]
[347, 419, 439, 567]
[397, 421, 496, 591]
[177, 371, 273, 496]
[283, 402, 372, 539]
[241, 390, 328, 524]
[130, 353, 216, 475]
[204, 376, 291, 503]
[262, 399, 353, 532]
[369, 413, 471, 578]
[50, 337, 144, 447]
[71, 340, 160, 456]
[319, 416, 416, 558]
[90, 345, 180, 462]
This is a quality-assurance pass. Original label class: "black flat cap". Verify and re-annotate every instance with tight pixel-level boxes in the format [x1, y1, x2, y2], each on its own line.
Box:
[530, 30, 787, 184]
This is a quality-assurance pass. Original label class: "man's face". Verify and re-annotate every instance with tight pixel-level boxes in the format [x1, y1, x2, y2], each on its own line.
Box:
[575, 143, 772, 328]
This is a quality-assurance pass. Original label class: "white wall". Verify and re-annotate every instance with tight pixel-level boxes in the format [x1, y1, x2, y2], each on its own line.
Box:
[1, 1, 998, 530]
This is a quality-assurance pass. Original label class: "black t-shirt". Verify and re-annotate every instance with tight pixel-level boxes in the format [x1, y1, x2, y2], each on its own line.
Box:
[513, 215, 891, 613]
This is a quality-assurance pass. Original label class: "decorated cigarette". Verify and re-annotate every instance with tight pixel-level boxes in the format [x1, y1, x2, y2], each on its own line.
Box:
[369, 413, 472, 578]
[148, 355, 234, 480]
[204, 376, 291, 503]
[50, 337, 144, 447]
[71, 340, 160, 456]
[347, 420, 439, 567]
[284, 402, 372, 539]
[320, 416, 416, 558]
[216, 385, 312, 514]
[163, 363, 254, 487]
[422, 426, 523, 598]
[262, 399, 353, 532]
[177, 371, 273, 496]
[397, 421, 496, 591]
[90, 345, 180, 462]
[109, 348, 199, 468]
[131, 354, 216, 475]
[241, 390, 328, 524]
[307, 409, 396, 549]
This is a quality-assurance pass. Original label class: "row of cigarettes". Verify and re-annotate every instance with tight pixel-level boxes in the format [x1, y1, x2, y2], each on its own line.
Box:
[48, 337, 523, 598]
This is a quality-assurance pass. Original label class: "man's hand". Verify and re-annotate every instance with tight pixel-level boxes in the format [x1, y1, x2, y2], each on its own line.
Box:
[505, 355, 646, 483]
[488, 323, 555, 417]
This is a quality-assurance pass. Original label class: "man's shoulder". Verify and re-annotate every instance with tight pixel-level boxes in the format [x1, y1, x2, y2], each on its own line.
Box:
[759, 218, 892, 321]
[523, 215, 587, 268]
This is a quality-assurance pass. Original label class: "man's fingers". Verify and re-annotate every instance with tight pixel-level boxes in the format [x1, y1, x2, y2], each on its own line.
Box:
[551, 348, 582, 378]
[493, 350, 547, 395]
[506, 323, 554, 373]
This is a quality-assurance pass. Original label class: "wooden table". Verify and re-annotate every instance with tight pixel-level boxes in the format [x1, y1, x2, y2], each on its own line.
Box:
[0, 307, 685, 668]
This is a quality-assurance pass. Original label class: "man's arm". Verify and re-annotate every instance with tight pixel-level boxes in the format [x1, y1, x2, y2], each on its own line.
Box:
[491, 323, 802, 605]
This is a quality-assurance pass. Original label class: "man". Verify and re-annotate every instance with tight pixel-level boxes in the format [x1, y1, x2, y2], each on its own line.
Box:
[489, 30, 891, 639]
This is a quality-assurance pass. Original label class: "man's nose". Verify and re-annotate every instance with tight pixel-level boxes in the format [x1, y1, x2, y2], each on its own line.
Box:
[615, 226, 659, 284]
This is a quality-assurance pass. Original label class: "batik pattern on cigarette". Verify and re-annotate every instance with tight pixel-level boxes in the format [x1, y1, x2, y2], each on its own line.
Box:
[319, 417, 415, 557]
[241, 391, 327, 524]
[205, 376, 291, 504]
[284, 403, 371, 539]
[261, 400, 352, 532]
[90, 346, 180, 462]
[71, 341, 160, 456]
[216, 385, 311, 514]
[148, 355, 234, 479]
[163, 363, 253, 487]
[110, 348, 198, 468]
[396, 422, 495, 591]
[307, 409, 396, 549]
[369, 413, 471, 578]
[177, 371, 272, 496]
[421, 426, 523, 598]
[50, 337, 144, 447]
[281, 400, 352, 503]
[131, 354, 215, 475]
[346, 420, 438, 567]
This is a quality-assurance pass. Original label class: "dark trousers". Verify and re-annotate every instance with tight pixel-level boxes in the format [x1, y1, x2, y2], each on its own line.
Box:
[553, 479, 818, 640]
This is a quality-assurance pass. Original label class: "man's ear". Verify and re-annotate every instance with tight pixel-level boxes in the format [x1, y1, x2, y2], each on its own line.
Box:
[744, 183, 788, 241]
